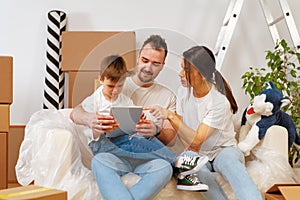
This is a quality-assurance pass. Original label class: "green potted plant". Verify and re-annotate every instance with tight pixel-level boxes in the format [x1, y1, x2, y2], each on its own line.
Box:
[241, 39, 300, 166]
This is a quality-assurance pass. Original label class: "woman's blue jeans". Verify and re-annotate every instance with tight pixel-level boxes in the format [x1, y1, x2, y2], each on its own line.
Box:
[194, 146, 262, 200]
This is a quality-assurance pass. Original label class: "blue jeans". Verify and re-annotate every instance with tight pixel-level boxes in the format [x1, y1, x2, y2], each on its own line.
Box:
[92, 153, 172, 200]
[194, 147, 262, 200]
[89, 134, 177, 199]
[89, 134, 178, 165]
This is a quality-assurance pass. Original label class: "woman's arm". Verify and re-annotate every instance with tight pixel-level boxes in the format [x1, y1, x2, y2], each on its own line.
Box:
[157, 119, 177, 146]
[150, 106, 215, 151]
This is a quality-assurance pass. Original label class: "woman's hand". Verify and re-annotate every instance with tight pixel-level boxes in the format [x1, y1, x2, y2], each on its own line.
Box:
[145, 106, 168, 120]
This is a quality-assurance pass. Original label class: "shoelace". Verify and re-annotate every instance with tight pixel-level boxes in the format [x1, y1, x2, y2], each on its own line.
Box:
[182, 155, 197, 166]
[186, 174, 200, 184]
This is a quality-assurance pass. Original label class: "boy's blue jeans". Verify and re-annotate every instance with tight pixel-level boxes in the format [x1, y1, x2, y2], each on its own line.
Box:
[89, 134, 179, 165]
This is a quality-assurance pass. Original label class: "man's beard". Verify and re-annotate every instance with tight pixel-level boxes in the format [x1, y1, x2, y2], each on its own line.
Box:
[137, 69, 154, 83]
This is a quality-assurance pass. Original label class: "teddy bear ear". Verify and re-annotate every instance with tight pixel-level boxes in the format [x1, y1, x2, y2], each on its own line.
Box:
[264, 81, 274, 89]
[281, 98, 291, 108]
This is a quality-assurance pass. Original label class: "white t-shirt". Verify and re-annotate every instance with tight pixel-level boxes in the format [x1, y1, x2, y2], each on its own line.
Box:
[81, 85, 134, 143]
[178, 86, 237, 160]
[122, 77, 176, 127]
[176, 86, 188, 116]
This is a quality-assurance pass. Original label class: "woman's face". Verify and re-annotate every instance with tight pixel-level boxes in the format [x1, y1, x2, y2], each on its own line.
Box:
[179, 61, 188, 87]
[181, 58, 204, 88]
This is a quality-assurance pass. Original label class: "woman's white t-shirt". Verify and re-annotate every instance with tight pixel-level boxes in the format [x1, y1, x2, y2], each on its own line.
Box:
[178, 85, 237, 160]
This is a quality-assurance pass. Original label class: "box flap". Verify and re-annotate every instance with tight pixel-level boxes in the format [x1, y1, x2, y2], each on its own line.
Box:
[265, 184, 300, 200]
[278, 186, 300, 200]
[265, 193, 285, 200]
[266, 184, 300, 193]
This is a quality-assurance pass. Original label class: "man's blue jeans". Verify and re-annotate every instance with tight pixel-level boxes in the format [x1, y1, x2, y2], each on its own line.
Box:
[90, 134, 173, 200]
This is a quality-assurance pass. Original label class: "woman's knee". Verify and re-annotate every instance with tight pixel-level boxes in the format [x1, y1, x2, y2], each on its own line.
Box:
[213, 147, 245, 171]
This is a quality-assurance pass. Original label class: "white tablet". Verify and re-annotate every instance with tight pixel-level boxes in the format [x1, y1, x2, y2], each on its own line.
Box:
[109, 106, 143, 135]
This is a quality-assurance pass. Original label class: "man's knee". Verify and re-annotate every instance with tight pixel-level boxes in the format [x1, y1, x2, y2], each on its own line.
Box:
[92, 153, 117, 169]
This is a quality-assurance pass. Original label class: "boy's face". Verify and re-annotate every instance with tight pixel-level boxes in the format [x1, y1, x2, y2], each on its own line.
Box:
[100, 77, 125, 101]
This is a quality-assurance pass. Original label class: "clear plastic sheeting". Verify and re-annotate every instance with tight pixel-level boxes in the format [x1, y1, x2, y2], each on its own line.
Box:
[246, 147, 300, 195]
[15, 109, 102, 200]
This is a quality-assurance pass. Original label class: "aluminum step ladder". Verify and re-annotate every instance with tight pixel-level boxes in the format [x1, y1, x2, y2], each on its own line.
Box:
[214, 0, 300, 70]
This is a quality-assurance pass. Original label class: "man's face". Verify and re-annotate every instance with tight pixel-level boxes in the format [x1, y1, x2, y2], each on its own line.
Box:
[136, 44, 165, 83]
[100, 77, 125, 101]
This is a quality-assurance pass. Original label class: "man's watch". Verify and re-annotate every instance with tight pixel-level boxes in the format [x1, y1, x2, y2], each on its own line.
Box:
[154, 125, 161, 137]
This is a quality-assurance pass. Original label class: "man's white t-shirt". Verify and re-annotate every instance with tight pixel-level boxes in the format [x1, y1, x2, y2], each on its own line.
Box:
[178, 86, 237, 160]
[81, 85, 134, 143]
[122, 77, 176, 128]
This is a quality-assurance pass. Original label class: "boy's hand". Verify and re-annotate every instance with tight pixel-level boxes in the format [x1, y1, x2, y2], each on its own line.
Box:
[92, 114, 119, 134]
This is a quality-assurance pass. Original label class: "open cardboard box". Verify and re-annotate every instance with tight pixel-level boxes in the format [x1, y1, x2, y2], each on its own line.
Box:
[0, 185, 67, 200]
[265, 184, 300, 200]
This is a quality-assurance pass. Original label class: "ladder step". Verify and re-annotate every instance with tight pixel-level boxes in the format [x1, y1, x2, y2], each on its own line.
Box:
[268, 15, 284, 26]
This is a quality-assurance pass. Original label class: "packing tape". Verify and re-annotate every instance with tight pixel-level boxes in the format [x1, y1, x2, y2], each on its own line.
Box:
[0, 187, 52, 199]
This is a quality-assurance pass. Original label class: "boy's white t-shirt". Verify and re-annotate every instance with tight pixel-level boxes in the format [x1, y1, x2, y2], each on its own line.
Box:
[178, 86, 237, 160]
[81, 85, 134, 143]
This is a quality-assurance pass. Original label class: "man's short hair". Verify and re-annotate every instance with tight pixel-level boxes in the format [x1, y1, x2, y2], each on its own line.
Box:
[140, 35, 168, 59]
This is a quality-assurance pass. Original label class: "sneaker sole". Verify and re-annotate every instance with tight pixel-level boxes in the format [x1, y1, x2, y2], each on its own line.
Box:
[179, 155, 209, 177]
[177, 184, 209, 192]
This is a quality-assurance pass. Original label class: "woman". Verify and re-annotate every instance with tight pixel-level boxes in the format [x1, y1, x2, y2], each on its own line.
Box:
[150, 46, 262, 200]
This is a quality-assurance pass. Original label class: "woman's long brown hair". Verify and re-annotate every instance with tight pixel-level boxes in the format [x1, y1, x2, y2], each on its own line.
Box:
[183, 46, 238, 114]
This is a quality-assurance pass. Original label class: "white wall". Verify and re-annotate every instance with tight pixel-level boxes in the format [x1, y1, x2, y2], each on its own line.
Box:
[1, 0, 299, 125]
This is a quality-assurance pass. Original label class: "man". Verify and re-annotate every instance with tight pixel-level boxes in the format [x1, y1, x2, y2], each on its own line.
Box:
[71, 35, 206, 199]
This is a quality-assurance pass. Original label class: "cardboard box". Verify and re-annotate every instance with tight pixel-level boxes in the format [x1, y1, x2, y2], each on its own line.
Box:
[68, 71, 99, 107]
[0, 185, 67, 200]
[0, 104, 10, 132]
[61, 31, 136, 71]
[0, 56, 13, 104]
[61, 31, 136, 107]
[265, 184, 300, 200]
[0, 132, 8, 189]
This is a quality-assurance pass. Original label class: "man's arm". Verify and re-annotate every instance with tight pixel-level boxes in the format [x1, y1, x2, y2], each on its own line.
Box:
[70, 104, 117, 139]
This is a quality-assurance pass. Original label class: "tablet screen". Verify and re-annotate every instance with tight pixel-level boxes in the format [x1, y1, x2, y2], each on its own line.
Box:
[110, 106, 143, 135]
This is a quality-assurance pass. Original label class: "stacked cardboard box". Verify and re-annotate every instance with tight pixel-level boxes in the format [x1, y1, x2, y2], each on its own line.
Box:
[0, 56, 13, 189]
[61, 31, 136, 107]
